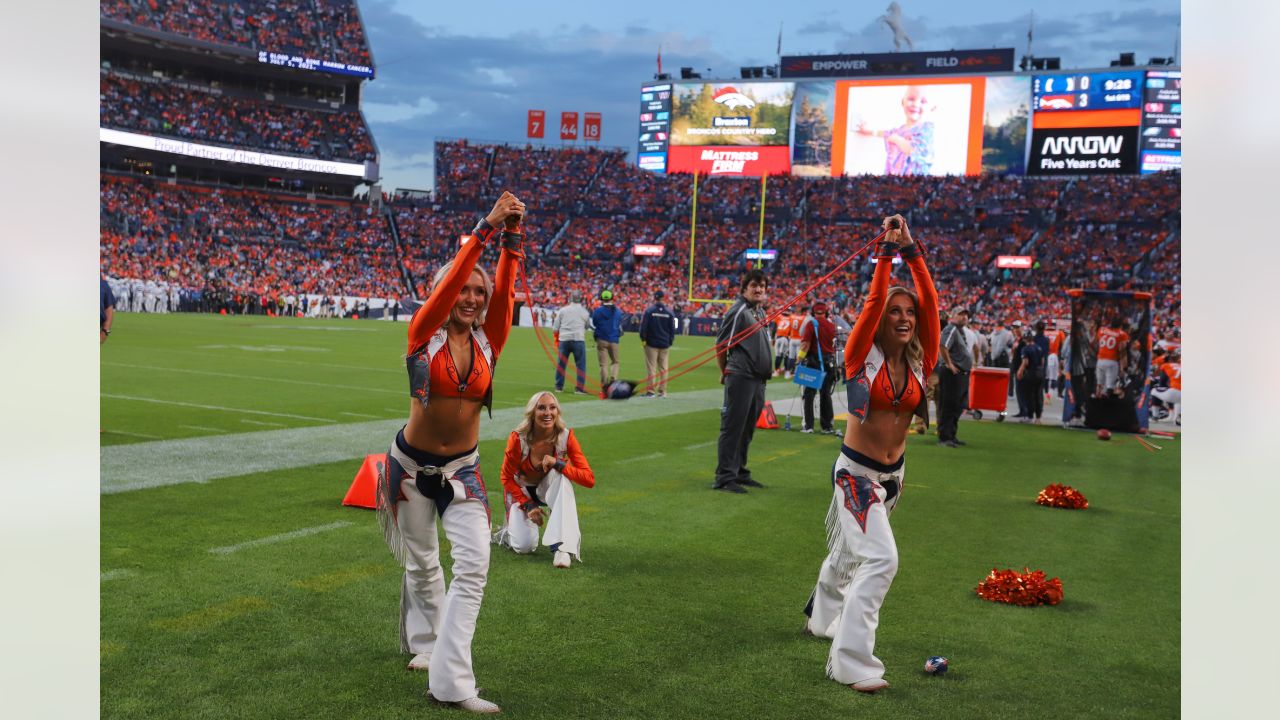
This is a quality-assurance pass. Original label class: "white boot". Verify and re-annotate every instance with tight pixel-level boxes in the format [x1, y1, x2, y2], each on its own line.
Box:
[553, 550, 571, 569]
[407, 653, 430, 671]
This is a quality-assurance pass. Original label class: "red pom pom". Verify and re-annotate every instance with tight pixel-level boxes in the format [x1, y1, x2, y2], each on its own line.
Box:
[975, 568, 1064, 606]
[1036, 483, 1089, 510]
[1096, 429, 1112, 441]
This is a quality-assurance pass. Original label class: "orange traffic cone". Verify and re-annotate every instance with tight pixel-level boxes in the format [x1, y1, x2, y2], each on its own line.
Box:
[342, 454, 385, 509]
[756, 401, 780, 429]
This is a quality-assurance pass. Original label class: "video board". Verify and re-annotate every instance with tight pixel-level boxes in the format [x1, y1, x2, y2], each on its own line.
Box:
[636, 66, 1175, 177]
[667, 82, 795, 175]
[637, 82, 672, 172]
[1139, 71, 1181, 174]
[1027, 71, 1144, 176]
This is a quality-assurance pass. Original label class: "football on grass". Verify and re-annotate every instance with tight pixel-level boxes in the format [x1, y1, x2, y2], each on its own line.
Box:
[1096, 429, 1112, 441]
[924, 656, 949, 675]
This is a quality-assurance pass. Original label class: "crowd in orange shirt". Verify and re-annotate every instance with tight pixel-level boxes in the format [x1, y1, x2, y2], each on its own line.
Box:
[100, 139, 1181, 337]
[100, 72, 375, 161]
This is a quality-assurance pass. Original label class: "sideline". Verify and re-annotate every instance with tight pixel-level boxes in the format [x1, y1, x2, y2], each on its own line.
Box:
[101, 386, 783, 494]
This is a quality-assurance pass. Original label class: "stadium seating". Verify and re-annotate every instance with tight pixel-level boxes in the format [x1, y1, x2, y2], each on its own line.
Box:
[100, 139, 1181, 337]
[101, 175, 400, 309]
[100, 0, 372, 67]
[100, 71, 375, 161]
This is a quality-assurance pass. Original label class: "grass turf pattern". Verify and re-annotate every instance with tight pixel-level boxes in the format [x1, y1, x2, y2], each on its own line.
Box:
[102, 314, 1179, 718]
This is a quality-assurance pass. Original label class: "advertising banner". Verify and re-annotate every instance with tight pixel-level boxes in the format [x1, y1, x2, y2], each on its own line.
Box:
[583, 112, 602, 141]
[99, 127, 367, 177]
[666, 146, 792, 176]
[831, 77, 985, 176]
[997, 255, 1034, 269]
[527, 110, 545, 139]
[670, 82, 795, 147]
[1139, 70, 1181, 174]
[1027, 126, 1140, 175]
[780, 49, 1014, 78]
[560, 112, 579, 140]
[1028, 71, 1144, 176]
[636, 82, 672, 171]
[633, 244, 666, 256]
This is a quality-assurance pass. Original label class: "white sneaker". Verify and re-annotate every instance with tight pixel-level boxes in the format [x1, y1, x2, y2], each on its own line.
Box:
[407, 652, 430, 671]
[429, 693, 502, 714]
[553, 550, 571, 568]
[851, 678, 890, 693]
[801, 427, 814, 434]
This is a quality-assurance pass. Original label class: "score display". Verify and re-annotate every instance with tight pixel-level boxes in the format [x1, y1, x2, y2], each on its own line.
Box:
[1032, 71, 1143, 112]
[1140, 70, 1181, 173]
[637, 83, 672, 172]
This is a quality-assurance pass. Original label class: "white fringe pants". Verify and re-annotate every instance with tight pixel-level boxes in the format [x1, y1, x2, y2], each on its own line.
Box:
[500, 470, 583, 559]
[378, 437, 491, 704]
[807, 447, 904, 685]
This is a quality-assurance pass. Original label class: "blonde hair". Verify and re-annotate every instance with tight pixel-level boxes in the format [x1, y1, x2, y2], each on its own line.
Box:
[431, 261, 492, 329]
[513, 391, 566, 446]
[875, 286, 924, 370]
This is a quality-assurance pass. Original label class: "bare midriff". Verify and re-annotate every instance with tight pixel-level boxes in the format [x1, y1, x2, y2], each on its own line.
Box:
[842, 412, 909, 466]
[404, 398, 482, 456]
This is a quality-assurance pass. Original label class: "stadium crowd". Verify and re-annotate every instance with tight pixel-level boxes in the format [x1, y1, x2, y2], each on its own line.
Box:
[101, 139, 1181, 348]
[100, 71, 375, 161]
[100, 0, 372, 68]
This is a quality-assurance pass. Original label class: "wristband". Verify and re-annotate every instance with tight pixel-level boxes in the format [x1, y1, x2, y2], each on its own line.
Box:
[898, 242, 922, 260]
[520, 500, 540, 513]
[553, 460, 566, 472]
[471, 217, 497, 242]
[797, 350, 808, 360]
[874, 240, 901, 259]
[501, 231, 525, 252]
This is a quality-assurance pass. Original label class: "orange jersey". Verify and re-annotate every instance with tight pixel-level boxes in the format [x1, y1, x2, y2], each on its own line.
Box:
[1097, 327, 1128, 362]
[789, 315, 807, 340]
[776, 314, 793, 338]
[1049, 330, 1065, 356]
[1160, 362, 1181, 391]
[500, 429, 596, 507]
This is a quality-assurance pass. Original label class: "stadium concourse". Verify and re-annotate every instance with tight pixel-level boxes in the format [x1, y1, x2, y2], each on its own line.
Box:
[101, 139, 1182, 342]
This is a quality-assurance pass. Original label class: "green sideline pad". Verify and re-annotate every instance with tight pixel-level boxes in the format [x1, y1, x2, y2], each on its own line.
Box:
[101, 314, 1179, 719]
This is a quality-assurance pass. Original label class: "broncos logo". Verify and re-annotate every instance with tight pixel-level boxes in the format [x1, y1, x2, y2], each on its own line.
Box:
[835, 468, 881, 533]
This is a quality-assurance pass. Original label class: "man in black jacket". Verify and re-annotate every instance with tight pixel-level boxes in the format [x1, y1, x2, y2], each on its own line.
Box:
[713, 270, 773, 493]
[639, 290, 676, 397]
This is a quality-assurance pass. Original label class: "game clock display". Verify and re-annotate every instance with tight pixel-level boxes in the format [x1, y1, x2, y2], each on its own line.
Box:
[1032, 71, 1144, 112]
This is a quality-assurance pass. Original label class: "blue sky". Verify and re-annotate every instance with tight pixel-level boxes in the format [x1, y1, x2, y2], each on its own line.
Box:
[359, 0, 1180, 191]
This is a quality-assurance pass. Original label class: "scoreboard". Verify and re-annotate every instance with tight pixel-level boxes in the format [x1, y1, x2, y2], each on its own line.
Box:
[637, 66, 1179, 177]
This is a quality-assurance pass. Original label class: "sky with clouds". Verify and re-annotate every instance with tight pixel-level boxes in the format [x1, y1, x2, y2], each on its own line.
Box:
[358, 0, 1180, 192]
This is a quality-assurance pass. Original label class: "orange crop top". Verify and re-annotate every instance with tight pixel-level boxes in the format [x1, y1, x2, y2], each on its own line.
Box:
[867, 363, 923, 414]
[500, 430, 596, 510]
[428, 339, 491, 401]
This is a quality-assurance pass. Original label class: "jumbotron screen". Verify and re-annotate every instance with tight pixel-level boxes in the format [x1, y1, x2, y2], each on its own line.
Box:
[636, 67, 1178, 177]
[640, 75, 1028, 177]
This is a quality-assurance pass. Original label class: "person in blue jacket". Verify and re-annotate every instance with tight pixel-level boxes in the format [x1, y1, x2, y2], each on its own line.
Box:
[639, 290, 676, 398]
[591, 289, 625, 386]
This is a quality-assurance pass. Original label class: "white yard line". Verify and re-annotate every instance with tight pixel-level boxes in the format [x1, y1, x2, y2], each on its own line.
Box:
[105, 362, 401, 395]
[616, 452, 666, 464]
[102, 394, 333, 423]
[682, 440, 718, 451]
[209, 522, 354, 555]
[240, 419, 285, 427]
[101, 569, 136, 582]
[338, 411, 381, 419]
[102, 386, 737, 494]
[104, 430, 164, 440]
[180, 425, 227, 433]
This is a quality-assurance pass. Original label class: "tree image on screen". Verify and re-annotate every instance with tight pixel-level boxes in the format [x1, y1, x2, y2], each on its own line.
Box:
[983, 104, 1028, 174]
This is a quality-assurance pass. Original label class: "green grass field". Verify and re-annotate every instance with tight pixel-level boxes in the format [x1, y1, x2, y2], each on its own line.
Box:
[101, 313, 1180, 719]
